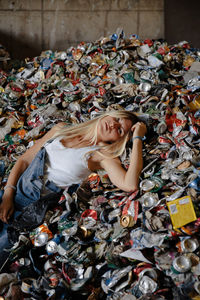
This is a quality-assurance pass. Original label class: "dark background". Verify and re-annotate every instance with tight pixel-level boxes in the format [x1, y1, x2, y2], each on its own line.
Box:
[165, 0, 200, 48]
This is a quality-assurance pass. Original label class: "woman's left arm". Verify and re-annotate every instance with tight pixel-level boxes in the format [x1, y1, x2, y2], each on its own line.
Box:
[100, 122, 147, 192]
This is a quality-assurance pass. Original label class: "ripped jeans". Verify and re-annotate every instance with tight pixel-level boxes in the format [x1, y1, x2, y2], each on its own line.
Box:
[0, 147, 62, 269]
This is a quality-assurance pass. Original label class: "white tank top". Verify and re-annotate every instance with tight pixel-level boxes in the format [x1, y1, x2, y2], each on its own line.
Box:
[43, 137, 98, 189]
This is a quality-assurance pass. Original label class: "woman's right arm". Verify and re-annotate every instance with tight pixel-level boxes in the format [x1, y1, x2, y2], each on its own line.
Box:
[0, 122, 65, 223]
[99, 122, 147, 192]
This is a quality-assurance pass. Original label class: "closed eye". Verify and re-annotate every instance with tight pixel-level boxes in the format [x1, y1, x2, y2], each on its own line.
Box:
[118, 127, 124, 136]
[116, 118, 124, 136]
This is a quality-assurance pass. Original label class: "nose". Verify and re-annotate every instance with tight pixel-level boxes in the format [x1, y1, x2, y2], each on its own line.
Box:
[110, 122, 120, 129]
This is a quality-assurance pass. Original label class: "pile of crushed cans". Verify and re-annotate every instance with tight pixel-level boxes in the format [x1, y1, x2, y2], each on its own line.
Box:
[1, 28, 200, 299]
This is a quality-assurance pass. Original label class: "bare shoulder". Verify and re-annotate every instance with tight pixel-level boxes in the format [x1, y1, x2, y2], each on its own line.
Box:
[56, 122, 67, 128]
[34, 122, 63, 144]
[88, 151, 119, 172]
[51, 122, 66, 132]
[90, 153, 120, 170]
[100, 156, 122, 168]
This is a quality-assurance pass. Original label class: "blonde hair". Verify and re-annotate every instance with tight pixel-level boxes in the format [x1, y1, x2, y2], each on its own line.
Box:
[52, 110, 138, 158]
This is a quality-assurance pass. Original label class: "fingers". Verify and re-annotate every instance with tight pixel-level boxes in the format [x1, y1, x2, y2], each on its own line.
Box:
[7, 210, 13, 222]
[131, 122, 147, 132]
[0, 207, 13, 223]
[0, 214, 6, 223]
[0, 211, 7, 223]
[131, 122, 147, 140]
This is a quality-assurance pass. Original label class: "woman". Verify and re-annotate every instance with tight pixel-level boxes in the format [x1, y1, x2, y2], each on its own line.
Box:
[0, 109, 147, 267]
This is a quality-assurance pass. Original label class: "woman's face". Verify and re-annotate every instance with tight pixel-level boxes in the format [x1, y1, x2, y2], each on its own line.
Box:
[97, 116, 133, 143]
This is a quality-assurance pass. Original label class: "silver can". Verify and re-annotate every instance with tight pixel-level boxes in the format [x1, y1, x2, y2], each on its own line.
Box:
[34, 232, 49, 247]
[140, 192, 159, 208]
[172, 255, 192, 273]
[140, 179, 155, 192]
[139, 82, 151, 93]
[46, 240, 58, 254]
[194, 281, 200, 294]
[180, 238, 199, 253]
[138, 275, 157, 294]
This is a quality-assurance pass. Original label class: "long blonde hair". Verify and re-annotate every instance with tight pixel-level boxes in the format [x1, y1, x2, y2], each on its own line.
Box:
[52, 110, 138, 158]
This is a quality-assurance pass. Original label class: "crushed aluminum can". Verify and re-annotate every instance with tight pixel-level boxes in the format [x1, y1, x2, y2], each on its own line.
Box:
[46, 235, 61, 254]
[172, 255, 192, 273]
[188, 176, 200, 191]
[186, 252, 200, 267]
[147, 55, 164, 68]
[156, 120, 167, 135]
[18, 257, 31, 266]
[180, 238, 199, 253]
[100, 207, 120, 224]
[46, 241, 58, 254]
[149, 176, 164, 193]
[158, 136, 173, 145]
[170, 170, 186, 185]
[101, 266, 133, 294]
[78, 225, 93, 239]
[48, 273, 60, 288]
[139, 192, 159, 208]
[61, 225, 78, 239]
[194, 281, 200, 295]
[191, 262, 200, 276]
[30, 223, 53, 247]
[138, 275, 158, 294]
[120, 215, 136, 228]
[138, 82, 151, 93]
[44, 260, 56, 272]
[21, 278, 35, 294]
[81, 209, 98, 221]
[120, 294, 137, 300]
[34, 232, 49, 247]
[144, 166, 155, 178]
[139, 267, 158, 281]
[140, 179, 156, 192]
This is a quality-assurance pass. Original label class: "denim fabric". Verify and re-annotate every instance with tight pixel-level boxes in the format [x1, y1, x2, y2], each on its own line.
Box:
[15, 147, 61, 210]
[0, 190, 20, 269]
[0, 147, 62, 269]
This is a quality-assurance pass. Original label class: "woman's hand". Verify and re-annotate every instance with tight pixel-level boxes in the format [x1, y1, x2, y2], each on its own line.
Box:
[131, 122, 147, 138]
[0, 193, 15, 223]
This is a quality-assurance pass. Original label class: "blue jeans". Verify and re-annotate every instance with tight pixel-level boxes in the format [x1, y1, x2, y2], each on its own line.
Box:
[0, 147, 62, 269]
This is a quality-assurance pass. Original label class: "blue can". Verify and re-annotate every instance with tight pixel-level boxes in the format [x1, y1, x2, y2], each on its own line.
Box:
[188, 176, 200, 191]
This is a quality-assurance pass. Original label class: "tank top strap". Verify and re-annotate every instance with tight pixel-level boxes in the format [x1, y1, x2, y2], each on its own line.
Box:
[80, 145, 99, 154]
[42, 138, 54, 149]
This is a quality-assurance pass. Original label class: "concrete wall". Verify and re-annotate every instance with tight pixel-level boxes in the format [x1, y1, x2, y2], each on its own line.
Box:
[0, 0, 164, 59]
